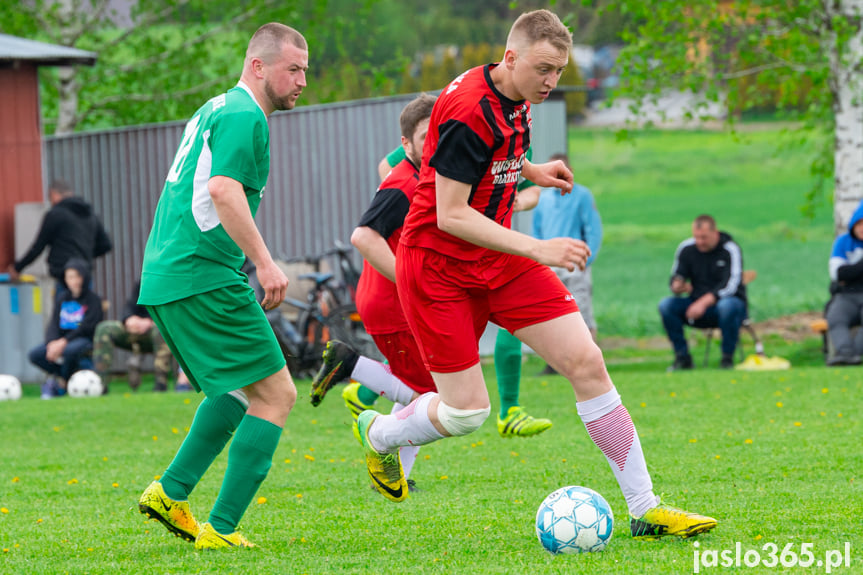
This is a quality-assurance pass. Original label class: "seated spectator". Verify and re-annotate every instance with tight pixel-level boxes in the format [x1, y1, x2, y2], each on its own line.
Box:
[658, 215, 747, 370]
[94, 280, 191, 391]
[826, 201, 863, 365]
[29, 258, 103, 399]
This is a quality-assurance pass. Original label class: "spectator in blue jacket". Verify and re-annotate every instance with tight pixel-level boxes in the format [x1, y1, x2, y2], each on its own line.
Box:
[659, 215, 746, 371]
[531, 153, 602, 375]
[826, 200, 863, 365]
[532, 153, 603, 340]
[29, 258, 104, 398]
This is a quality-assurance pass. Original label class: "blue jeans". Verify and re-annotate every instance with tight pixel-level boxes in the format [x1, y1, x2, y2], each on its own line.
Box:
[658, 296, 746, 357]
[29, 338, 94, 380]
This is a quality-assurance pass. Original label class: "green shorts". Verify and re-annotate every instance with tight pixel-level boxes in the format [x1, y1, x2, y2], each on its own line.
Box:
[147, 283, 286, 396]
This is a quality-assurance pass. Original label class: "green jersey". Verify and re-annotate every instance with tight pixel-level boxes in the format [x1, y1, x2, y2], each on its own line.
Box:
[140, 83, 270, 305]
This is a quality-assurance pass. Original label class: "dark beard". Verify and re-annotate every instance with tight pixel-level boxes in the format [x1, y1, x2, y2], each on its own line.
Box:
[264, 81, 294, 111]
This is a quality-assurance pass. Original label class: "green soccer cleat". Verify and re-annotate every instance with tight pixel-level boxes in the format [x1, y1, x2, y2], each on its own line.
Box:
[138, 481, 201, 543]
[630, 502, 718, 540]
[497, 406, 553, 438]
[310, 340, 359, 407]
[194, 522, 256, 550]
[342, 381, 374, 423]
[357, 410, 408, 503]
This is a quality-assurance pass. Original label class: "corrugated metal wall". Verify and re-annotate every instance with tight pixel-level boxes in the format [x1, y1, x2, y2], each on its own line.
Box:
[44, 93, 566, 317]
[0, 65, 44, 270]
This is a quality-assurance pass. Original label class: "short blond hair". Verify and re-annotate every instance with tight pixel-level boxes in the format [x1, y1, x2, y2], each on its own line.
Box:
[246, 23, 307, 64]
[507, 10, 572, 54]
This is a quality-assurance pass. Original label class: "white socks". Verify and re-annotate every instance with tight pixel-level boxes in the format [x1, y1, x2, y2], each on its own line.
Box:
[577, 388, 659, 518]
[391, 402, 420, 478]
[368, 392, 444, 453]
[351, 357, 417, 406]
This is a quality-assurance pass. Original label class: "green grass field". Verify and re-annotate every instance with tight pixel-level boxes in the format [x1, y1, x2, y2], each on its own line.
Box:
[2, 346, 860, 574]
[571, 127, 834, 337]
[2, 125, 855, 574]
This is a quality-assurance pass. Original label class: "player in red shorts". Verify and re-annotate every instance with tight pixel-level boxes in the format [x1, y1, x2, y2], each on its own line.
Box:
[352, 9, 718, 540]
[309, 94, 437, 492]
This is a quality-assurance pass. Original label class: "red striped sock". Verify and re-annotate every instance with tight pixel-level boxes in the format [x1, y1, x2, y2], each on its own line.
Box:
[578, 389, 658, 517]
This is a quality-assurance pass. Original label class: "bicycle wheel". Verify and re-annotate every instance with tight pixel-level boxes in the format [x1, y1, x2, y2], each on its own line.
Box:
[325, 303, 383, 361]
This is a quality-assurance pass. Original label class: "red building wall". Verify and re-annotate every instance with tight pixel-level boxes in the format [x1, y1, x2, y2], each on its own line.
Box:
[0, 65, 44, 269]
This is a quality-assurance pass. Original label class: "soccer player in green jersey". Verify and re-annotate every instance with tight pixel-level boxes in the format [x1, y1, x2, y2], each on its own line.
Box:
[136, 23, 308, 550]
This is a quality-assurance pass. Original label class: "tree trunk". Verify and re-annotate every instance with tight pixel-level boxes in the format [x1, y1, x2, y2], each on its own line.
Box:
[55, 65, 79, 135]
[830, 0, 863, 234]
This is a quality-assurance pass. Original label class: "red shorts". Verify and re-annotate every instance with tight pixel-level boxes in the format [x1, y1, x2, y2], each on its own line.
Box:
[396, 245, 579, 373]
[371, 330, 437, 394]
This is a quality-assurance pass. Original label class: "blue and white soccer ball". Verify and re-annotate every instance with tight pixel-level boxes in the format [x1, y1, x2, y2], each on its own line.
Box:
[67, 369, 104, 397]
[536, 486, 614, 554]
[0, 374, 22, 401]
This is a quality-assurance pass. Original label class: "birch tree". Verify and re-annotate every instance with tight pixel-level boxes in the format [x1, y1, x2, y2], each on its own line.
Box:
[611, 0, 863, 232]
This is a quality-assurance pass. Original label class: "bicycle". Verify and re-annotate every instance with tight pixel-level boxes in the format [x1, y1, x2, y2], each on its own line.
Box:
[267, 244, 379, 378]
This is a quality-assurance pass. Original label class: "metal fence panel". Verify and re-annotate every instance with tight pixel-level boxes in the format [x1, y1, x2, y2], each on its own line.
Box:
[44, 93, 565, 319]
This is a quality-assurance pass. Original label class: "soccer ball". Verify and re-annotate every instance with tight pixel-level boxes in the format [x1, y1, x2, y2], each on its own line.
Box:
[0, 375, 22, 401]
[536, 486, 614, 554]
[67, 370, 104, 397]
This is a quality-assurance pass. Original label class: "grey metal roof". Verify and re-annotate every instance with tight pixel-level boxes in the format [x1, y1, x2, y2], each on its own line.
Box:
[0, 33, 97, 66]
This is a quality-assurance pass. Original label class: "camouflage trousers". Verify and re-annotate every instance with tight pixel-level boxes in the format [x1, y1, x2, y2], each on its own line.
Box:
[93, 320, 173, 390]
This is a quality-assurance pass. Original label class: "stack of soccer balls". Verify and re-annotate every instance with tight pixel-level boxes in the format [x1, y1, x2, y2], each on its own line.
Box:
[67, 370, 104, 397]
[0, 375, 22, 401]
[535, 485, 614, 554]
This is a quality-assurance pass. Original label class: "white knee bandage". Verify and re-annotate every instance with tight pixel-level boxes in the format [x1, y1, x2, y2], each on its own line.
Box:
[436, 402, 490, 437]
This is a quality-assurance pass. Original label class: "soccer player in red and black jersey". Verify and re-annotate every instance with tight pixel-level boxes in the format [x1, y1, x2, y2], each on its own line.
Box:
[354, 10, 718, 539]
[309, 95, 437, 492]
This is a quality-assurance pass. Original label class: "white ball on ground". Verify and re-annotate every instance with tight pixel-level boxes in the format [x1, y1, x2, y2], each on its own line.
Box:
[67, 370, 104, 398]
[536, 485, 614, 554]
[0, 374, 22, 401]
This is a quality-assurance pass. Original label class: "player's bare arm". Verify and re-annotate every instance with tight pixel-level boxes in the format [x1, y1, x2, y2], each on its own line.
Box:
[522, 158, 573, 193]
[208, 175, 288, 310]
[435, 172, 589, 270]
[351, 225, 396, 282]
[513, 184, 540, 212]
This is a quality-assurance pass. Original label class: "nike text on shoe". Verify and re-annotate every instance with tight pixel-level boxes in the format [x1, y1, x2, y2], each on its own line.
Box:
[630, 503, 717, 540]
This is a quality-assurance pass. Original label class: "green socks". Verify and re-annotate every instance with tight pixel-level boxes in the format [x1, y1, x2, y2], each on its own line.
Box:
[160, 393, 246, 501]
[494, 328, 522, 419]
[357, 384, 378, 406]
[208, 414, 282, 535]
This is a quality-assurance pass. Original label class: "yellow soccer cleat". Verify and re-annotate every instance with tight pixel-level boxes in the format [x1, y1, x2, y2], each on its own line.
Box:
[194, 522, 256, 550]
[138, 481, 201, 542]
[497, 406, 553, 438]
[630, 502, 718, 539]
[357, 410, 408, 502]
[342, 381, 374, 423]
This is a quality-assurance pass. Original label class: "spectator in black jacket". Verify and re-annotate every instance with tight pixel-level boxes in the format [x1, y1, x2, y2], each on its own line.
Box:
[29, 258, 104, 398]
[93, 280, 190, 392]
[659, 215, 746, 370]
[7, 179, 112, 289]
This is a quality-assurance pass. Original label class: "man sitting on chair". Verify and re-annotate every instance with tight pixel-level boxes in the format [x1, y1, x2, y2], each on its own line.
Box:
[659, 214, 747, 370]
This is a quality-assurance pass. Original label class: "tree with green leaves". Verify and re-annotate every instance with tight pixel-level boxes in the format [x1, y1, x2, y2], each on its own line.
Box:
[0, 0, 384, 134]
[611, 0, 863, 232]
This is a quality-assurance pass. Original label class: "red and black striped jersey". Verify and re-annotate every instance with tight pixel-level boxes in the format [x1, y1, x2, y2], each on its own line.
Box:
[355, 157, 419, 334]
[400, 63, 532, 261]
